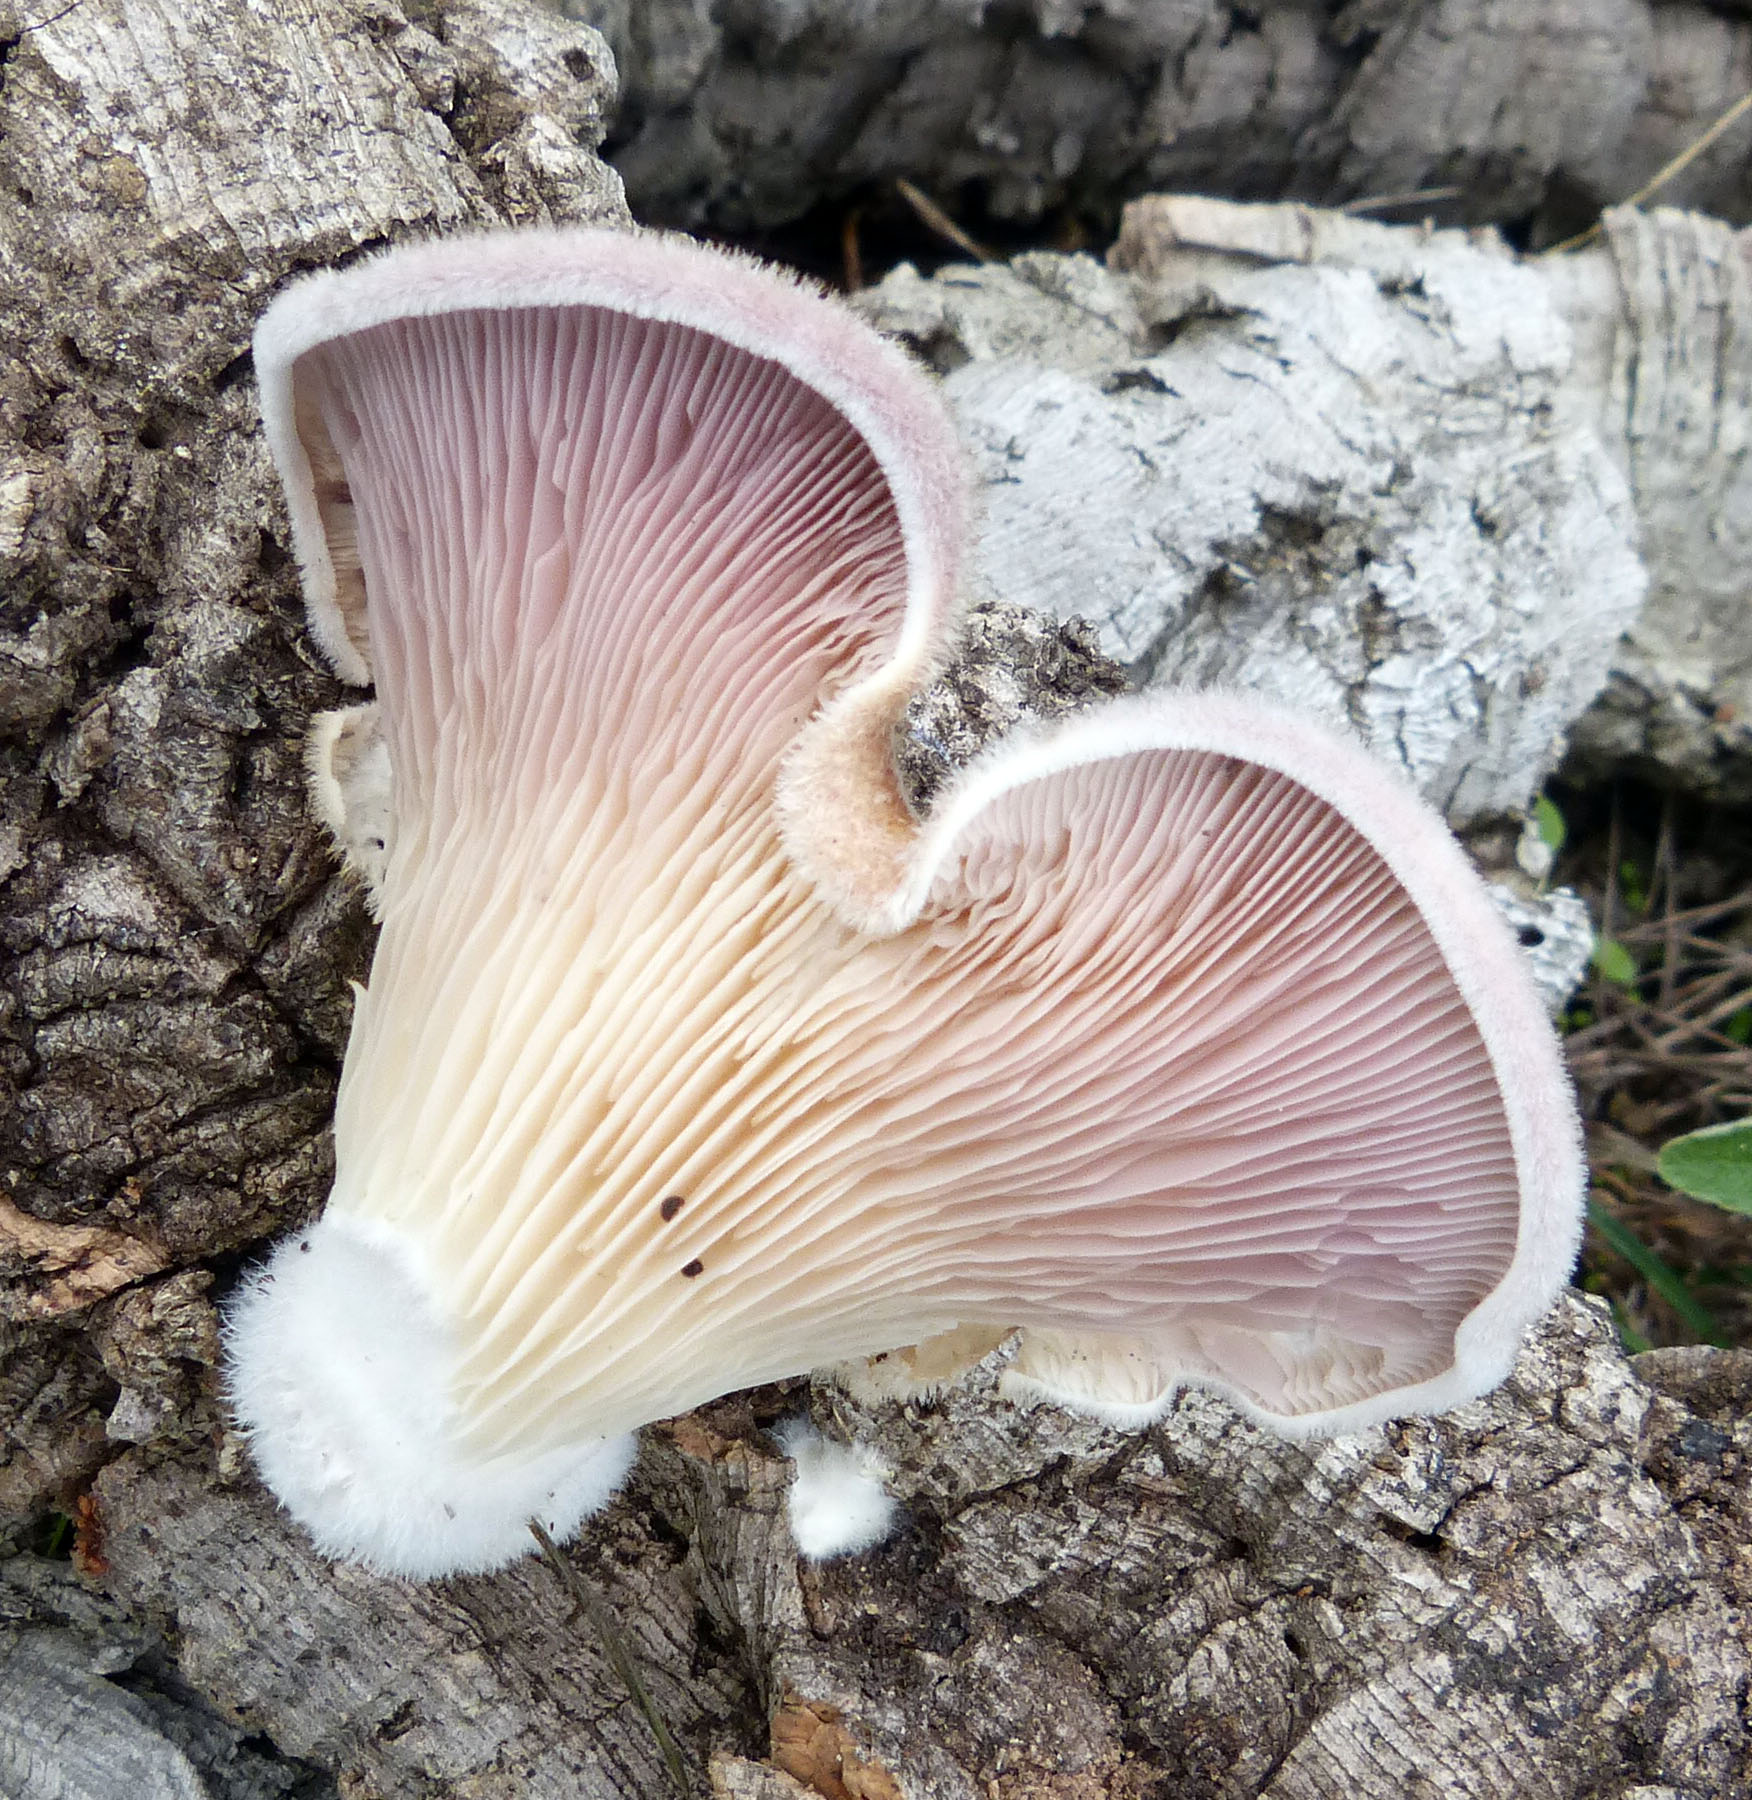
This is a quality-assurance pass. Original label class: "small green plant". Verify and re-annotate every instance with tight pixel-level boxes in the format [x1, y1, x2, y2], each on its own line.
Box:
[1657, 1118, 1752, 1216]
[1590, 935, 1639, 988]
[1533, 795, 1567, 854]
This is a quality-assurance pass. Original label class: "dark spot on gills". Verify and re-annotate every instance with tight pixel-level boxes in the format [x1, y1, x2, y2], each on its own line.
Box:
[680, 1258, 704, 1279]
[659, 1195, 685, 1222]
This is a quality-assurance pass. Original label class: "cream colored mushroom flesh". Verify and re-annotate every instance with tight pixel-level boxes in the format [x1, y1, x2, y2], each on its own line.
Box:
[229, 228, 1584, 1577]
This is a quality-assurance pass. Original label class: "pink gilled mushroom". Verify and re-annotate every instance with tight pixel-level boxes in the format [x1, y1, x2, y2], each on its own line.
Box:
[227, 227, 1584, 1578]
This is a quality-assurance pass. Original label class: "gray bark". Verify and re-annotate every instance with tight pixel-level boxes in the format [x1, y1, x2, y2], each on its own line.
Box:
[78, 1297, 1752, 1798]
[571, 0, 1752, 239]
[0, 2, 1747, 1797]
[858, 202, 1646, 824]
[0, 1554, 331, 1799]
[1553, 206, 1752, 801]
[0, 0, 624, 1525]
[860, 195, 1752, 813]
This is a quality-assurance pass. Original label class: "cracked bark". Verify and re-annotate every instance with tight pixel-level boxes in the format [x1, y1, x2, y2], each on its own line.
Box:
[77, 1298, 1752, 1799]
[0, 2, 1748, 1797]
[853, 209, 1648, 825]
[857, 194, 1752, 812]
[574, 0, 1752, 242]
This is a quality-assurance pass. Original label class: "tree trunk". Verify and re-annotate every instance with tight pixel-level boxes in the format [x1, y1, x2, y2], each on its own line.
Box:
[584, 0, 1752, 242]
[1, 3, 1748, 1797]
[857, 193, 1752, 810]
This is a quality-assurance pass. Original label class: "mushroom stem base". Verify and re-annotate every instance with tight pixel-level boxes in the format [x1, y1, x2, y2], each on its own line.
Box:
[225, 1216, 635, 1577]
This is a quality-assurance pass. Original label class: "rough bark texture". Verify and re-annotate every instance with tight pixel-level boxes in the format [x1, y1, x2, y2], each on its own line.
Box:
[64, 1297, 1752, 1799]
[0, 9, 625, 1787]
[1, 2, 1749, 1797]
[0, 1553, 335, 1799]
[0, 0, 624, 1529]
[1554, 207, 1752, 801]
[856, 202, 1645, 824]
[568, 0, 1752, 240]
[859, 194, 1752, 812]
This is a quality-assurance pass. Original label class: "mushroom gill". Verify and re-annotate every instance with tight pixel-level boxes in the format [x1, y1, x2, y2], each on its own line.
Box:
[230, 228, 1583, 1576]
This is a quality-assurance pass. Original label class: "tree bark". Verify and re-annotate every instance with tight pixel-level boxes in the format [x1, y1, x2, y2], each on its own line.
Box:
[69, 1297, 1752, 1799]
[581, 0, 1752, 242]
[1556, 206, 1752, 801]
[0, 0, 623, 1528]
[856, 193, 1752, 813]
[856, 199, 1647, 825]
[1, 3, 1748, 1797]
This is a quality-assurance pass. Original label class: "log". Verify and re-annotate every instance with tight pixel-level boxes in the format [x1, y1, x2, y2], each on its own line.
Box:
[856, 200, 1646, 824]
[1557, 207, 1752, 801]
[583, 0, 1752, 241]
[858, 194, 1752, 811]
[0, 2, 1747, 1795]
[74, 1297, 1752, 1797]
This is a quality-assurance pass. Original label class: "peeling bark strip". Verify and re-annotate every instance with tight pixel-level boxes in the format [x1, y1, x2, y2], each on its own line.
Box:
[0, 0, 1746, 1794]
[770, 1698, 905, 1800]
[0, 1197, 170, 1322]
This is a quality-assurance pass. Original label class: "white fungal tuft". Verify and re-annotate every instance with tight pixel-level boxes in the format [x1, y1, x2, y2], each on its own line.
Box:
[774, 1419, 898, 1560]
[304, 703, 394, 914]
[225, 1217, 636, 1577]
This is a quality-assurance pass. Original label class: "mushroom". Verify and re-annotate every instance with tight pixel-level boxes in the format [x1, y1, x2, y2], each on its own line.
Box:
[229, 226, 1584, 1577]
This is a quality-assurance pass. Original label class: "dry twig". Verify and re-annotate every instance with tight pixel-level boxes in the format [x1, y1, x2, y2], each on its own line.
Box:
[1546, 89, 1752, 254]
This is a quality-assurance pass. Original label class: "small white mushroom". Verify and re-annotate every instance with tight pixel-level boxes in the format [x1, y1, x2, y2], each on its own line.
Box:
[228, 227, 1584, 1578]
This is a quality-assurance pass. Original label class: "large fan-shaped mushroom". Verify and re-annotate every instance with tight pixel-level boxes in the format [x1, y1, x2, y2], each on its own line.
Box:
[229, 228, 1583, 1577]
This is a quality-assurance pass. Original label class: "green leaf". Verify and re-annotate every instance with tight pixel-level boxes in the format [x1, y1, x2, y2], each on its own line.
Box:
[1657, 1119, 1752, 1215]
[1533, 795, 1567, 854]
[1587, 1201, 1728, 1346]
[1725, 1008, 1752, 1046]
[1591, 935, 1638, 988]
